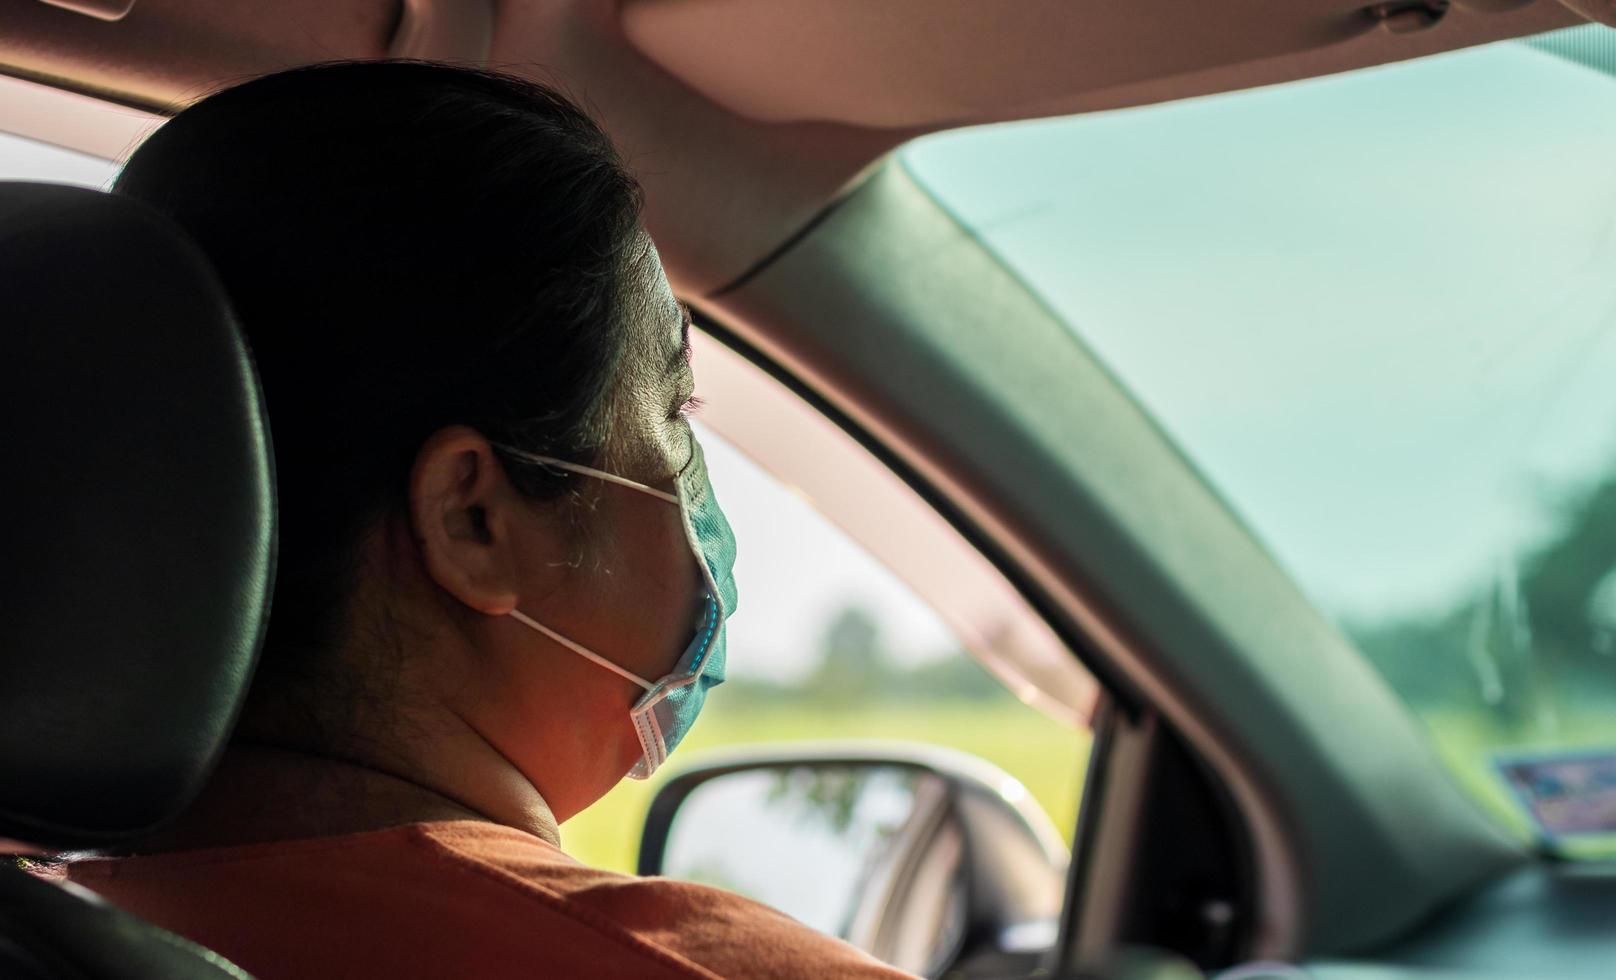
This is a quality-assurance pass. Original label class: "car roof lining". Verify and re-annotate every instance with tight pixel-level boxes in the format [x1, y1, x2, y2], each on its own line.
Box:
[0, 1, 1605, 296]
[620, 0, 1587, 126]
[0, 0, 1595, 123]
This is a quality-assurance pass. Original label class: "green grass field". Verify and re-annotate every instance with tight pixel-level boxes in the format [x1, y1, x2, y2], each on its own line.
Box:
[560, 695, 1616, 874]
[561, 696, 1092, 873]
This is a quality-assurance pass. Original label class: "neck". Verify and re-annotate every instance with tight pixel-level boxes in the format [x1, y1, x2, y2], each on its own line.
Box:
[122, 738, 561, 856]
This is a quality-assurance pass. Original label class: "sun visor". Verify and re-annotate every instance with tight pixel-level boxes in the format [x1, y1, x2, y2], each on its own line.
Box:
[34, 0, 135, 22]
[1559, 0, 1616, 25]
[620, 0, 1591, 127]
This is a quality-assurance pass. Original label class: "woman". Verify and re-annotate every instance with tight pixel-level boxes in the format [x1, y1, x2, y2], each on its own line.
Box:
[66, 61, 910, 979]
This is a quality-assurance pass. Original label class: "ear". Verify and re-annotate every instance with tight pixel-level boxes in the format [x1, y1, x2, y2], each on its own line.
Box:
[407, 425, 525, 616]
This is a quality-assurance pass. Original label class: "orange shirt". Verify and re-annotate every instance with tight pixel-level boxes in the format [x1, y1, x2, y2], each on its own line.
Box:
[65, 820, 914, 979]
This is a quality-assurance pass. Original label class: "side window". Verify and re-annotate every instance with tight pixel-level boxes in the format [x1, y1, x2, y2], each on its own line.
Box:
[564, 332, 1097, 886]
[0, 131, 118, 186]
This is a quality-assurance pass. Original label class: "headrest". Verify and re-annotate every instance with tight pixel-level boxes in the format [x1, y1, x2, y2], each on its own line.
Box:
[0, 182, 275, 848]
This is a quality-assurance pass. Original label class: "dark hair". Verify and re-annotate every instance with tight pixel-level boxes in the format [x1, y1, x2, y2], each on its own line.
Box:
[114, 61, 645, 733]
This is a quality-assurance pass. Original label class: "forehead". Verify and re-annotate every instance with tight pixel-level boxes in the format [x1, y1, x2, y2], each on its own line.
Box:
[625, 234, 681, 347]
[599, 233, 692, 473]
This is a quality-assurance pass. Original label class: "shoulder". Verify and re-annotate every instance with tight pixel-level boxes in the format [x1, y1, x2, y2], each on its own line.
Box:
[414, 822, 913, 980]
[69, 822, 723, 980]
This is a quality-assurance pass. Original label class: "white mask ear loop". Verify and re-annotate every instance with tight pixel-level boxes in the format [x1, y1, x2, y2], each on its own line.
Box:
[493, 446, 678, 505]
[508, 609, 655, 692]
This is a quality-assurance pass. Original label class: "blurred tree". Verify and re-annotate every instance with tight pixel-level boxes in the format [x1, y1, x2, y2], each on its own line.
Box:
[807, 606, 891, 704]
[900, 655, 1014, 702]
[1346, 463, 1616, 731]
[1518, 473, 1616, 714]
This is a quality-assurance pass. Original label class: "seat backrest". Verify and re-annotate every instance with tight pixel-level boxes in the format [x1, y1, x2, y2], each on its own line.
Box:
[0, 180, 275, 979]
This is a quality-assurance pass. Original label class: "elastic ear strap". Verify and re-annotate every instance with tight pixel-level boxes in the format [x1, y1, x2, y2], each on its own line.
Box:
[508, 609, 655, 691]
[493, 445, 679, 505]
[632, 707, 667, 774]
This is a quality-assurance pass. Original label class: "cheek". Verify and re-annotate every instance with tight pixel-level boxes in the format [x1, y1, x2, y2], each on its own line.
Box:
[590, 489, 704, 680]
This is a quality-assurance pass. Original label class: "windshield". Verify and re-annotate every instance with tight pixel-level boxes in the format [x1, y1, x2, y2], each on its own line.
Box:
[905, 24, 1616, 856]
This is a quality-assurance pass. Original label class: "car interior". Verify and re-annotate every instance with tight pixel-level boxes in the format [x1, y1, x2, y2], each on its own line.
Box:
[4, 1, 1616, 978]
[0, 180, 273, 979]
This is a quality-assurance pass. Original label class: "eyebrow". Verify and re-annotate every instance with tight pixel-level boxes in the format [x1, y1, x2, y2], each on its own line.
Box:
[665, 302, 693, 376]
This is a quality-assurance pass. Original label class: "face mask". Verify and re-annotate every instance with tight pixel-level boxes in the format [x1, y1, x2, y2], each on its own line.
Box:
[493, 436, 737, 780]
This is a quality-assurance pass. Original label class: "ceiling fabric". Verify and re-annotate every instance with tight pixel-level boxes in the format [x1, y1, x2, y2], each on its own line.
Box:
[0, 0, 1600, 293]
[618, 0, 1586, 127]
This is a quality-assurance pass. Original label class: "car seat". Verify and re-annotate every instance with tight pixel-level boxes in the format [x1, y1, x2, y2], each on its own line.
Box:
[0, 181, 274, 979]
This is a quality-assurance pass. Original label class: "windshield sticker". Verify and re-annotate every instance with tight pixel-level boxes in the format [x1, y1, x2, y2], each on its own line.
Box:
[1496, 752, 1616, 837]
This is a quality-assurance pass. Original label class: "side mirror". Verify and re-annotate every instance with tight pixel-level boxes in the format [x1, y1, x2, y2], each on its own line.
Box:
[637, 742, 1070, 978]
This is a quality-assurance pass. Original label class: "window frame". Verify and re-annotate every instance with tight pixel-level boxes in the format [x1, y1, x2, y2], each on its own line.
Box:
[0, 71, 158, 164]
[687, 323, 1099, 728]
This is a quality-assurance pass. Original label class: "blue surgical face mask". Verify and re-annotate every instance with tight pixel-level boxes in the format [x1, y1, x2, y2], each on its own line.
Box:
[494, 436, 737, 780]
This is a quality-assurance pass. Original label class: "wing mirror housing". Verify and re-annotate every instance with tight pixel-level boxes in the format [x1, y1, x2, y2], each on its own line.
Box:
[637, 741, 1070, 977]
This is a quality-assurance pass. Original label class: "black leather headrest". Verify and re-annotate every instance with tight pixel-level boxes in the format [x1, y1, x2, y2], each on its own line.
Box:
[0, 182, 275, 848]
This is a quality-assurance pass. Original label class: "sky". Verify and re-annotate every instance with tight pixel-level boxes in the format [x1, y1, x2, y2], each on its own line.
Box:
[905, 28, 1616, 625]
